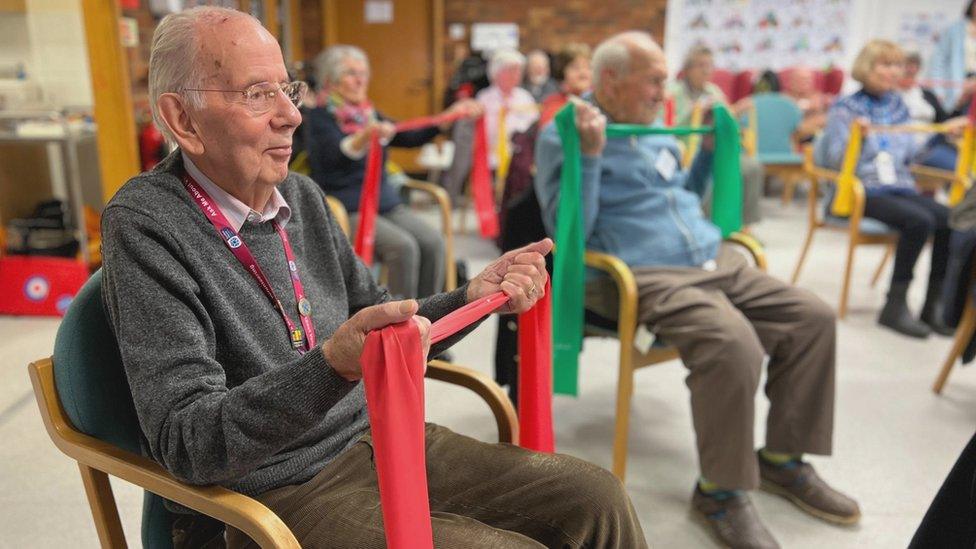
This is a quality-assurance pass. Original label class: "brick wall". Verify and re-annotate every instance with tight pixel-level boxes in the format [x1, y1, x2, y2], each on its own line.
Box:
[443, 0, 668, 67]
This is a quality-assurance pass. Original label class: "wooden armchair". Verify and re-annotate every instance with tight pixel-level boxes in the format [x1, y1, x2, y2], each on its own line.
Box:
[792, 145, 899, 318]
[583, 232, 766, 481]
[29, 271, 517, 548]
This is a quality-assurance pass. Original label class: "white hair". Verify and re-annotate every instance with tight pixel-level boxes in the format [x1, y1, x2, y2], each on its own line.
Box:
[591, 31, 660, 90]
[488, 48, 526, 81]
[314, 45, 369, 90]
[149, 6, 259, 145]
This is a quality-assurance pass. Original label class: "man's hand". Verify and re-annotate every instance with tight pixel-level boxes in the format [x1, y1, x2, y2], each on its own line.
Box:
[446, 98, 484, 120]
[466, 239, 554, 314]
[571, 98, 607, 157]
[323, 300, 431, 381]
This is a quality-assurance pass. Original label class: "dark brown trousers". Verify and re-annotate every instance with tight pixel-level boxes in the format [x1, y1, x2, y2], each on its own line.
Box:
[227, 424, 647, 548]
[586, 246, 837, 489]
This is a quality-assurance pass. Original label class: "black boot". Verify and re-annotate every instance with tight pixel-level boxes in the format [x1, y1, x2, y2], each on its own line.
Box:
[921, 282, 955, 337]
[878, 283, 931, 338]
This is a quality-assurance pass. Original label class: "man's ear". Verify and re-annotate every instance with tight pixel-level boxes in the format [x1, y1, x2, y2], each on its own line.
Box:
[157, 93, 205, 155]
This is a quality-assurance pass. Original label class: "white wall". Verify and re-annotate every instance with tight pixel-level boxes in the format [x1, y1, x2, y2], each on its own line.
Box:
[0, 13, 31, 74]
[25, 0, 93, 108]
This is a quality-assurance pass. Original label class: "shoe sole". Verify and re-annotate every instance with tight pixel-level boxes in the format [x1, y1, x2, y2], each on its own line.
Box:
[760, 479, 861, 526]
[688, 508, 734, 549]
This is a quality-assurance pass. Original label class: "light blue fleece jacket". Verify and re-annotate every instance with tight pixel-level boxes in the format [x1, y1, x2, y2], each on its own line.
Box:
[927, 19, 968, 109]
[533, 114, 720, 269]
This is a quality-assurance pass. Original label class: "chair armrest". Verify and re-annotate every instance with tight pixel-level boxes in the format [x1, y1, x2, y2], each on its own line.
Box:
[324, 195, 351, 238]
[403, 179, 457, 291]
[28, 359, 300, 549]
[910, 164, 956, 182]
[584, 250, 639, 338]
[724, 232, 767, 272]
[425, 359, 518, 444]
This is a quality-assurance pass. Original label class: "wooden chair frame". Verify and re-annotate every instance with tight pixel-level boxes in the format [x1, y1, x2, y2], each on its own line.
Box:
[325, 180, 458, 292]
[933, 265, 976, 394]
[792, 145, 959, 319]
[28, 357, 518, 548]
[584, 232, 766, 481]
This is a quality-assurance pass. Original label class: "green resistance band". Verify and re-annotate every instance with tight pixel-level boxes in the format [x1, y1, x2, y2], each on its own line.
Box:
[551, 103, 742, 396]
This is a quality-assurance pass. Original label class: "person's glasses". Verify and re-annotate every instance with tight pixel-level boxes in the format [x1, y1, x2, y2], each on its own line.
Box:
[183, 81, 309, 114]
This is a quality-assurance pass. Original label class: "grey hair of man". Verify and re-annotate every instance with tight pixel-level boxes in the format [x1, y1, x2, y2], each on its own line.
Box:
[488, 48, 526, 82]
[591, 30, 662, 90]
[148, 6, 259, 145]
[314, 45, 370, 91]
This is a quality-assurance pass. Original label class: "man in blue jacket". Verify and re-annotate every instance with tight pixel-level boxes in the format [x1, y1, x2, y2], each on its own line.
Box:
[534, 31, 859, 549]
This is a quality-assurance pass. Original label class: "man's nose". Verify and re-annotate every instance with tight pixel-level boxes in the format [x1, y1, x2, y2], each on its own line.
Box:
[272, 92, 302, 128]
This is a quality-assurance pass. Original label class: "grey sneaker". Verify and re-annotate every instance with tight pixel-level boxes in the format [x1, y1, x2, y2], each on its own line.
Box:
[758, 454, 861, 525]
[692, 485, 780, 549]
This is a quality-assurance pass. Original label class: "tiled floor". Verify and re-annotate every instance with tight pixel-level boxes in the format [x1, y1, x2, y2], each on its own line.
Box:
[2, 197, 974, 548]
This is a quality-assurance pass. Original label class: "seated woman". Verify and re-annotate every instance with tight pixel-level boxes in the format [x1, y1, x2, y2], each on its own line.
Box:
[476, 49, 539, 175]
[819, 39, 954, 338]
[306, 45, 479, 299]
[900, 50, 966, 172]
[668, 45, 765, 228]
[538, 43, 592, 127]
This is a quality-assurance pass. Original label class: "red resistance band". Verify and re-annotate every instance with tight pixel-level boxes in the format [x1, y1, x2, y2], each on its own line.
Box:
[361, 288, 553, 548]
[353, 112, 499, 265]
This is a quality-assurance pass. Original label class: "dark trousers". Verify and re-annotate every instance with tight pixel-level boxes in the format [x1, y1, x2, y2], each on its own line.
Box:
[863, 193, 951, 291]
[226, 424, 647, 548]
[909, 431, 976, 548]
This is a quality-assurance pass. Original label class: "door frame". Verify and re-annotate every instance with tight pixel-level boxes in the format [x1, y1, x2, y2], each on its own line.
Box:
[321, 0, 444, 114]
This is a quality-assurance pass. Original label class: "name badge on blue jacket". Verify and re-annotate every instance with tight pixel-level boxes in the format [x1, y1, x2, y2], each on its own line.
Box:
[655, 150, 678, 181]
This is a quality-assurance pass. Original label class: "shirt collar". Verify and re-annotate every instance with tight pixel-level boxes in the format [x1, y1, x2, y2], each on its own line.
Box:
[182, 152, 291, 231]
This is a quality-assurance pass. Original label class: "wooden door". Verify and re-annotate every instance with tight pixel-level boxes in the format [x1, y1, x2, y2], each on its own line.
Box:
[326, 0, 437, 171]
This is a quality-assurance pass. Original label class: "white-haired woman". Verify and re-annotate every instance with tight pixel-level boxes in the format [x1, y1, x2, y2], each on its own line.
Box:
[475, 49, 539, 171]
[305, 45, 480, 299]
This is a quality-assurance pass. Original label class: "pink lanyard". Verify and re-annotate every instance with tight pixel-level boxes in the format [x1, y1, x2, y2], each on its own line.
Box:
[182, 172, 317, 353]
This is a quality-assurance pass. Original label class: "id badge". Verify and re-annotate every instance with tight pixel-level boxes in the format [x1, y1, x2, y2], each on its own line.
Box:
[874, 151, 897, 186]
[655, 150, 678, 181]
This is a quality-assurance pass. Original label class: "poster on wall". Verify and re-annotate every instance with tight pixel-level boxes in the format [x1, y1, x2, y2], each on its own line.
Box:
[897, 10, 952, 62]
[676, 0, 851, 72]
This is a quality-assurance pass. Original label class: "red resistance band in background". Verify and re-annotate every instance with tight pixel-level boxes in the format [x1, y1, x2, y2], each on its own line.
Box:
[361, 289, 553, 548]
[354, 113, 499, 265]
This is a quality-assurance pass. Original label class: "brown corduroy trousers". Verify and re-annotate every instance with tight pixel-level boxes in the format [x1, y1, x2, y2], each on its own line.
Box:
[586, 245, 837, 490]
[226, 423, 647, 548]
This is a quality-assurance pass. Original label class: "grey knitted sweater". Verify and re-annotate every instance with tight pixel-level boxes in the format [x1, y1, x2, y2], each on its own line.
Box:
[101, 152, 473, 496]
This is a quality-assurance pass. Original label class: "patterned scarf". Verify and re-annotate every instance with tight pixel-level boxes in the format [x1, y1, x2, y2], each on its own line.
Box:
[321, 90, 377, 134]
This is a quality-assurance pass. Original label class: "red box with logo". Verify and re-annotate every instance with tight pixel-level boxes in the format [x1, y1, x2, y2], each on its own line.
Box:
[0, 256, 90, 317]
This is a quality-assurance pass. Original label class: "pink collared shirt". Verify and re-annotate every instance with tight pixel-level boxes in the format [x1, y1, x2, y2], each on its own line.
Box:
[182, 153, 291, 231]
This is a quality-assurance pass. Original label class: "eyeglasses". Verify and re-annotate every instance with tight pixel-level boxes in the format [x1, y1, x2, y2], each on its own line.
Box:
[183, 80, 309, 114]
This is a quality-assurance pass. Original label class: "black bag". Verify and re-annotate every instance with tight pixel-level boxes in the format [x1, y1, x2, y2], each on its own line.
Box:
[5, 199, 79, 258]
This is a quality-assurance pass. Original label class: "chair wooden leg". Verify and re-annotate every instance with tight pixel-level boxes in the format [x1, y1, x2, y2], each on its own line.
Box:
[78, 463, 127, 548]
[934, 299, 976, 394]
[781, 175, 797, 205]
[791, 227, 816, 284]
[611, 340, 636, 482]
[839, 238, 858, 319]
[871, 244, 893, 288]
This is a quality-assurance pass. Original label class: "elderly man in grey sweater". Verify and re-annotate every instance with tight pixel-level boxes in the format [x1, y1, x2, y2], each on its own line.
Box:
[100, 7, 645, 549]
